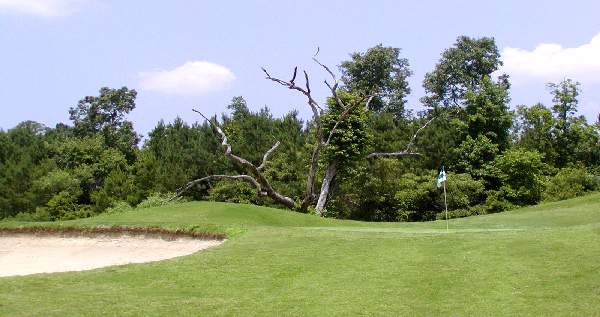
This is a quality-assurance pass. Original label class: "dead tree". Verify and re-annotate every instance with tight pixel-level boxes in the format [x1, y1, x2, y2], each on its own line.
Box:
[171, 57, 432, 216]
[173, 110, 295, 209]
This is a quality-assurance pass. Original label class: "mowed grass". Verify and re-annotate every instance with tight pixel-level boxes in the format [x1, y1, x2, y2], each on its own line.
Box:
[1, 193, 600, 316]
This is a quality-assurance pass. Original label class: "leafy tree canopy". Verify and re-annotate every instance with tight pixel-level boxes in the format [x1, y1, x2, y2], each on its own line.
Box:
[340, 44, 412, 116]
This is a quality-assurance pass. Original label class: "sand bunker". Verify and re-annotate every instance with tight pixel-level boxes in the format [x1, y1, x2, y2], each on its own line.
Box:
[0, 235, 223, 277]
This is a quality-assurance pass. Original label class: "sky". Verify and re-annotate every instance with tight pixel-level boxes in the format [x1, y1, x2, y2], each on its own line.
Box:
[1, 0, 599, 138]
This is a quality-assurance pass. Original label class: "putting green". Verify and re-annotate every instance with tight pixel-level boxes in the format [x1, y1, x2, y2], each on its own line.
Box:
[1, 193, 599, 316]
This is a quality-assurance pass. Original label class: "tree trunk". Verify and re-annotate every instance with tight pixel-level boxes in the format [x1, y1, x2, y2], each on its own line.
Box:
[315, 160, 338, 216]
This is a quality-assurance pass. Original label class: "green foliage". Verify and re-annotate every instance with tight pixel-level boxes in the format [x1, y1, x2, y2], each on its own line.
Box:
[0, 121, 53, 218]
[322, 91, 372, 165]
[395, 171, 486, 221]
[105, 201, 134, 214]
[543, 167, 599, 202]
[135, 192, 183, 210]
[327, 159, 407, 220]
[340, 44, 412, 116]
[91, 168, 136, 211]
[463, 76, 513, 150]
[453, 135, 499, 179]
[514, 80, 599, 169]
[491, 149, 546, 206]
[1, 47, 599, 223]
[422, 36, 502, 108]
[140, 117, 228, 196]
[39, 190, 82, 220]
[548, 79, 580, 122]
[330, 166, 486, 222]
[514, 103, 556, 160]
[69, 87, 139, 162]
[207, 181, 260, 204]
[419, 37, 512, 178]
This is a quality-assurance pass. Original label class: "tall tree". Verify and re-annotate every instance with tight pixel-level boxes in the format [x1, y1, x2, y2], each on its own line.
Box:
[69, 87, 139, 161]
[340, 44, 412, 116]
[462, 76, 513, 150]
[173, 56, 427, 215]
[514, 103, 556, 162]
[419, 36, 510, 171]
[0, 122, 53, 217]
[422, 36, 502, 109]
[514, 79, 599, 168]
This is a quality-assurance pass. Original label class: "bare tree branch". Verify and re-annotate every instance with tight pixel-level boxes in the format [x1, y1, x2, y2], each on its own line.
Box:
[261, 67, 325, 208]
[258, 141, 281, 171]
[176, 109, 295, 209]
[365, 109, 439, 160]
[167, 174, 262, 202]
[262, 67, 321, 112]
[313, 57, 345, 110]
[312, 57, 337, 83]
[404, 115, 437, 152]
[290, 67, 298, 85]
[365, 151, 421, 159]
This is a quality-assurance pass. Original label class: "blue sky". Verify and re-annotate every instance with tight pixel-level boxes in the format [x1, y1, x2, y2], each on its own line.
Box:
[1, 0, 599, 137]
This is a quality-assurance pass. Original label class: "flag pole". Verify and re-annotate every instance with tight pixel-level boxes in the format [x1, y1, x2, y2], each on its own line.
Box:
[443, 179, 448, 231]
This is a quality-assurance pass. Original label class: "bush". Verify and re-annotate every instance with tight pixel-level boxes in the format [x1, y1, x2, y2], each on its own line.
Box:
[543, 167, 599, 202]
[105, 201, 133, 214]
[492, 149, 546, 206]
[394, 172, 486, 221]
[484, 190, 515, 213]
[207, 181, 260, 204]
[6, 210, 51, 222]
[136, 192, 180, 209]
[91, 168, 136, 212]
[41, 189, 84, 220]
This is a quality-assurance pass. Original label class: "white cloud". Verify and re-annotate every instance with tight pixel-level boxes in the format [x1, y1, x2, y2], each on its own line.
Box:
[0, 0, 86, 17]
[501, 32, 600, 83]
[139, 61, 236, 96]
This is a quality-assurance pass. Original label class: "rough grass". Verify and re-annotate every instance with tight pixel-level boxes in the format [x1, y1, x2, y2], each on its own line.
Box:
[1, 193, 599, 316]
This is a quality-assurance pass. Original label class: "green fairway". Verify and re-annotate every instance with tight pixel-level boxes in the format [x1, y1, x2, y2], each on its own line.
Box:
[1, 193, 600, 316]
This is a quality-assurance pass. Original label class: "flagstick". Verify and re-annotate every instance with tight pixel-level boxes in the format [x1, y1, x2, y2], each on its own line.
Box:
[443, 180, 448, 231]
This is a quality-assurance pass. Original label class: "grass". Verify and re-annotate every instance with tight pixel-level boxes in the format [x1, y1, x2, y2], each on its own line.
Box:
[1, 193, 600, 316]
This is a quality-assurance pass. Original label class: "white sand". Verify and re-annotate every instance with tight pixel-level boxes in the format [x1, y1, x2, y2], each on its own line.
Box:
[0, 235, 223, 277]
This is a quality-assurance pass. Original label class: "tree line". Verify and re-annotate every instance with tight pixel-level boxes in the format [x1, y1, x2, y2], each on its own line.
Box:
[1, 36, 599, 221]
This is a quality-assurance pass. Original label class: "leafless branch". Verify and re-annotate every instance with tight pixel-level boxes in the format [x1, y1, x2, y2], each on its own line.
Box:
[312, 57, 345, 108]
[258, 141, 281, 171]
[167, 174, 262, 202]
[404, 115, 437, 152]
[177, 109, 295, 209]
[261, 67, 325, 207]
[312, 57, 337, 83]
[192, 109, 232, 155]
[262, 67, 321, 111]
[290, 67, 297, 86]
[365, 152, 421, 159]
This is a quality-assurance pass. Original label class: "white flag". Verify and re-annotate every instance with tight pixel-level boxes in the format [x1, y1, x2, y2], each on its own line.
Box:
[437, 166, 446, 188]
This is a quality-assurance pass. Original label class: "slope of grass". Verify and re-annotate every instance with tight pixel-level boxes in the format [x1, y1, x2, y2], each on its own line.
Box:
[1, 193, 600, 316]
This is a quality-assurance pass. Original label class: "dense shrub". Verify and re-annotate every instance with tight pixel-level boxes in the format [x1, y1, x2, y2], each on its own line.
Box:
[491, 149, 546, 206]
[105, 201, 133, 214]
[395, 171, 486, 221]
[91, 168, 136, 211]
[136, 192, 180, 209]
[207, 181, 260, 205]
[543, 167, 599, 201]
